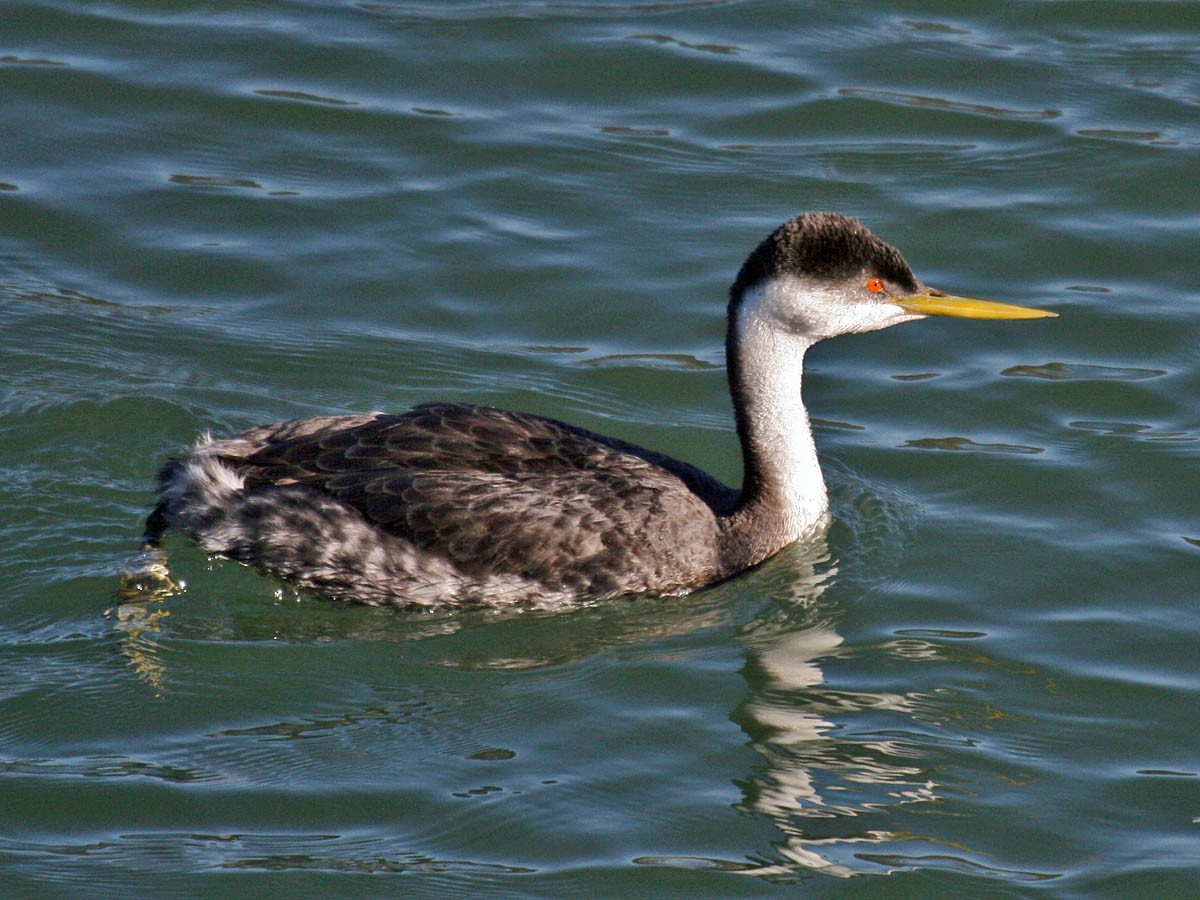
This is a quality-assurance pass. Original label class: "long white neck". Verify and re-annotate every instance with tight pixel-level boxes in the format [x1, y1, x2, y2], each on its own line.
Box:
[727, 283, 829, 544]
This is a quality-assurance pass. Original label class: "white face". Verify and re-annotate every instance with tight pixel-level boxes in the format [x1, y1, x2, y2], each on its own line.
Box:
[740, 274, 924, 342]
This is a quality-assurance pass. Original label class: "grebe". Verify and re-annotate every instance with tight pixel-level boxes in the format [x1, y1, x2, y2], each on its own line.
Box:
[142, 212, 1054, 608]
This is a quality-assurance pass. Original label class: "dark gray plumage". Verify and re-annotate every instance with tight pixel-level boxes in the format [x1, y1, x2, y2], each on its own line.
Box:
[149, 404, 740, 607]
[143, 212, 1054, 608]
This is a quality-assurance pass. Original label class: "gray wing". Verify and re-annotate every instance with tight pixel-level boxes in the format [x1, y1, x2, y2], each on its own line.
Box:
[219, 403, 733, 593]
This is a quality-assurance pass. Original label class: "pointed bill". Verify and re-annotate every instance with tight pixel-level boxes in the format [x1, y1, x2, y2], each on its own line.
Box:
[895, 292, 1057, 320]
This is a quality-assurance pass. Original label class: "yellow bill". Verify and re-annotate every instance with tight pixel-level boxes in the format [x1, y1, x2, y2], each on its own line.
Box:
[895, 291, 1057, 320]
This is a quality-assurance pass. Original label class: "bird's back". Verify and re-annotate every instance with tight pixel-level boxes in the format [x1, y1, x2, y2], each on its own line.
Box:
[154, 403, 735, 606]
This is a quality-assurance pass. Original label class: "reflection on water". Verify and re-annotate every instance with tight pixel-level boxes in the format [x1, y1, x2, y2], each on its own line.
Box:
[619, 541, 942, 880]
[724, 567, 1057, 882]
[109, 547, 182, 696]
[111, 530, 1051, 882]
[666, 544, 938, 880]
[733, 617, 936, 879]
[106, 599, 171, 696]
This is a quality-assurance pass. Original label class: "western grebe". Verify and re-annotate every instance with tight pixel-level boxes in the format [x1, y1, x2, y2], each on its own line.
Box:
[142, 212, 1054, 608]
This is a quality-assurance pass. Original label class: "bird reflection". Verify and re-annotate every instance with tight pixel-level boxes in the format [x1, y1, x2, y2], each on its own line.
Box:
[112, 530, 944, 877]
[110, 546, 180, 696]
[732, 616, 938, 878]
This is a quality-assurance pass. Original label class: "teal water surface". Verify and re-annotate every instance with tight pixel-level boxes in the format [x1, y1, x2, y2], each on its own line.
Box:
[2, 1, 1199, 897]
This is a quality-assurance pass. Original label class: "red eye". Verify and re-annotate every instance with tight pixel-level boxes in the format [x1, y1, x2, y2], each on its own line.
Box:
[865, 277, 885, 293]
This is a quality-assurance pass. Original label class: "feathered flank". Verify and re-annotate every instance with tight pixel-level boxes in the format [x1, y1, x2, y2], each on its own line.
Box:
[149, 405, 735, 608]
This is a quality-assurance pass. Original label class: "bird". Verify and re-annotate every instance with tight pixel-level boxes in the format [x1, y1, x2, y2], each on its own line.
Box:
[141, 212, 1055, 610]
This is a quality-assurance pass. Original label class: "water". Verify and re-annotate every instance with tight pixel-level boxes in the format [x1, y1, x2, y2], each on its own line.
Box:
[2, 1, 1199, 896]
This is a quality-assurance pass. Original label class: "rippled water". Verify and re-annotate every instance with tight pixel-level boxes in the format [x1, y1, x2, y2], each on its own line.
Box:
[3, 1, 1199, 896]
